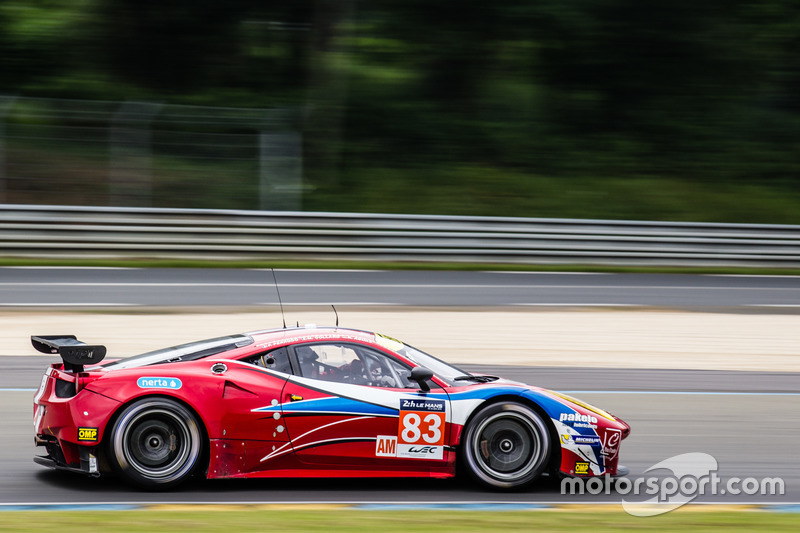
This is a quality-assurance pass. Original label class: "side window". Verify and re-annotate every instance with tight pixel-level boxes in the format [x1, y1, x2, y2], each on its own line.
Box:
[294, 343, 418, 389]
[384, 358, 417, 389]
[252, 346, 293, 375]
[295, 344, 361, 383]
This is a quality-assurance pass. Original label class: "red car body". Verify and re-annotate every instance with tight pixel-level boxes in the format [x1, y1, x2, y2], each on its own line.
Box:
[33, 326, 629, 489]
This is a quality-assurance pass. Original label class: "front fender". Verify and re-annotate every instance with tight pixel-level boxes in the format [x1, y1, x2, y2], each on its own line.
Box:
[521, 389, 629, 477]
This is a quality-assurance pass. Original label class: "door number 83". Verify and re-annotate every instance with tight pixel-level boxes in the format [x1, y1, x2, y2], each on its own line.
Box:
[398, 411, 445, 446]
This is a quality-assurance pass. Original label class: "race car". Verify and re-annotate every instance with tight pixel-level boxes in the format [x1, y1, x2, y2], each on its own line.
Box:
[32, 325, 630, 490]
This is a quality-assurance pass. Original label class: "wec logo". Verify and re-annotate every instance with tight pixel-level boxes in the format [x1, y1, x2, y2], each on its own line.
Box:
[406, 446, 437, 454]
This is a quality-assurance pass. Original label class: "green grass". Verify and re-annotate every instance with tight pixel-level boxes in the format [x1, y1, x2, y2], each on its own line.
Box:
[0, 509, 796, 532]
[310, 167, 800, 225]
[1, 256, 800, 276]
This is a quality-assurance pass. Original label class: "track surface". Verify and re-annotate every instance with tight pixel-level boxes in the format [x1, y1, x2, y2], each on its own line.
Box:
[1, 268, 799, 309]
[3, 362, 798, 504]
[1, 268, 798, 505]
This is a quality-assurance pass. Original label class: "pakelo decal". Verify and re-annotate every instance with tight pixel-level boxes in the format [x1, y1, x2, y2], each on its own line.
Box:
[559, 412, 598, 428]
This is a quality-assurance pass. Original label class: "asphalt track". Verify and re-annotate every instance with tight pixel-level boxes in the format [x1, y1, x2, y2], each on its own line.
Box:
[1, 268, 798, 506]
[1, 268, 800, 309]
[2, 361, 798, 505]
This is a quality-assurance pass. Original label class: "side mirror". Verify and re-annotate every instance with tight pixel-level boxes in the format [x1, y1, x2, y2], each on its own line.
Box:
[409, 366, 434, 391]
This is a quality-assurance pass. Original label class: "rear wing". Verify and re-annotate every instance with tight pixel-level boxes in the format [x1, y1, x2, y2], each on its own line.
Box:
[31, 335, 107, 372]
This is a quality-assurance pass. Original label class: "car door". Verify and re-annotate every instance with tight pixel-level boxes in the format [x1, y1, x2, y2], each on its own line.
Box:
[212, 346, 296, 476]
[279, 341, 452, 471]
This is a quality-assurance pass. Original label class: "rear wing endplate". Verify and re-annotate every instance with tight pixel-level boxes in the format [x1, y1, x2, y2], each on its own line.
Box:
[31, 335, 107, 372]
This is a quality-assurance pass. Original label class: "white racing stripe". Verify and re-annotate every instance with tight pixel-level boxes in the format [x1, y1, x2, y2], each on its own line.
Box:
[260, 416, 375, 462]
[5, 388, 798, 395]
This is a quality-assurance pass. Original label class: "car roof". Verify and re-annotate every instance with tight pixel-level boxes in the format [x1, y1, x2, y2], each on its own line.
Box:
[246, 326, 376, 348]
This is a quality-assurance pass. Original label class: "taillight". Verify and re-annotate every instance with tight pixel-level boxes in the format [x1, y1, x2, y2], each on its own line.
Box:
[54, 378, 77, 398]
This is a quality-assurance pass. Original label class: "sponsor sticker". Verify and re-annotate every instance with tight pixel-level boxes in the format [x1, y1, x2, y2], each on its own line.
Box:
[376, 436, 397, 457]
[137, 377, 182, 390]
[561, 434, 601, 446]
[396, 398, 445, 460]
[559, 412, 598, 428]
[88, 453, 98, 474]
[78, 427, 98, 442]
[601, 428, 622, 461]
[575, 462, 590, 475]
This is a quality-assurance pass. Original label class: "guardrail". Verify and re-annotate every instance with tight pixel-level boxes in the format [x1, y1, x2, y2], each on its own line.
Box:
[1, 204, 799, 267]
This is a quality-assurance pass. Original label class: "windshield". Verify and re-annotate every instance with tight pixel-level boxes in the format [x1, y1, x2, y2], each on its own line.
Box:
[385, 342, 468, 386]
[104, 334, 254, 370]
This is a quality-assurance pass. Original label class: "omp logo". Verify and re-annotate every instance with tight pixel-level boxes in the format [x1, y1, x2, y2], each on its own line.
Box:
[575, 462, 590, 475]
[137, 377, 182, 390]
[376, 435, 397, 457]
[78, 427, 98, 442]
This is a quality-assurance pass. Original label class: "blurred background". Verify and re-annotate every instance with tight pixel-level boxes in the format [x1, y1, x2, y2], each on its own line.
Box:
[0, 0, 798, 222]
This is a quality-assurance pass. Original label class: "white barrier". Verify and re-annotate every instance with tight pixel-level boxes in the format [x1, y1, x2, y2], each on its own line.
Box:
[1, 204, 799, 266]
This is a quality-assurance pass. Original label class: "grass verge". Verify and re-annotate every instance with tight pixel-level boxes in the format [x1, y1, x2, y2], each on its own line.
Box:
[0, 257, 799, 276]
[0, 509, 797, 532]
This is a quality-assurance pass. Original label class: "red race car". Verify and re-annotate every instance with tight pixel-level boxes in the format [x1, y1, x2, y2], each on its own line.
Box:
[32, 326, 629, 490]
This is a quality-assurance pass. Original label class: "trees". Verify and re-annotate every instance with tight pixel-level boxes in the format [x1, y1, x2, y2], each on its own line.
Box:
[0, 0, 798, 220]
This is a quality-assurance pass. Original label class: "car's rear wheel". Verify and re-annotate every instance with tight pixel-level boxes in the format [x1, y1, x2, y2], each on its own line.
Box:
[461, 402, 550, 490]
[108, 398, 203, 490]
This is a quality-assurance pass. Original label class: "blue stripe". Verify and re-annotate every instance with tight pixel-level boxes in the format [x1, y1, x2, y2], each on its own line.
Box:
[257, 396, 398, 417]
[559, 391, 800, 396]
[768, 505, 800, 513]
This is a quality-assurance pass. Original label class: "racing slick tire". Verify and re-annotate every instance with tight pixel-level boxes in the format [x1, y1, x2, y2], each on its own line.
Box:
[461, 402, 551, 490]
[107, 397, 203, 490]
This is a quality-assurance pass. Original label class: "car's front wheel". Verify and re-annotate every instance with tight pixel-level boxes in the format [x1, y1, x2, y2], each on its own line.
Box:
[461, 402, 551, 490]
[107, 398, 203, 490]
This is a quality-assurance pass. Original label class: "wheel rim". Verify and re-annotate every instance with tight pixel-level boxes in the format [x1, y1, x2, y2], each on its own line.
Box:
[121, 408, 194, 479]
[471, 411, 542, 481]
